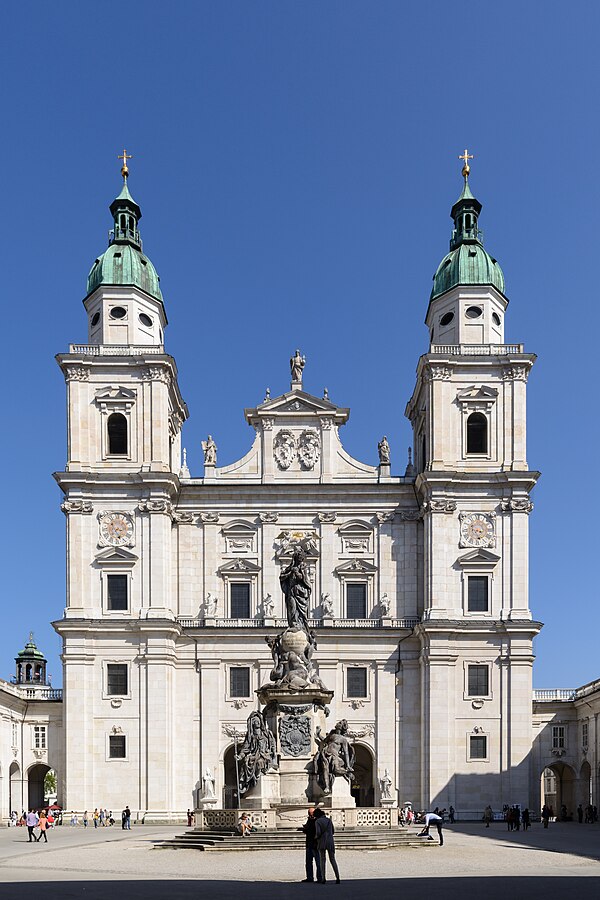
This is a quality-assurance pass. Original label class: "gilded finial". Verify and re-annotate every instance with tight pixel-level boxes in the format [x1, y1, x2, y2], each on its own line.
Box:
[458, 148, 474, 178]
[118, 148, 133, 179]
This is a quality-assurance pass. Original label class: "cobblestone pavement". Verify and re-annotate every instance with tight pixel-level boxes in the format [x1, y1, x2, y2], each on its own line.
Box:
[0, 822, 598, 899]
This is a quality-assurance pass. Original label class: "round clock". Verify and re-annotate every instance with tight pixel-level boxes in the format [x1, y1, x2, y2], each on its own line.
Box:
[460, 513, 494, 548]
[100, 513, 134, 547]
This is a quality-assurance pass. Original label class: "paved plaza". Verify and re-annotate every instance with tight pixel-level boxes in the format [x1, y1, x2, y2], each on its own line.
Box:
[0, 822, 598, 898]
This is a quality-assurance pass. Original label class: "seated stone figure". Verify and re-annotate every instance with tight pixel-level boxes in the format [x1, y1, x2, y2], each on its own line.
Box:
[236, 710, 278, 795]
[313, 719, 355, 794]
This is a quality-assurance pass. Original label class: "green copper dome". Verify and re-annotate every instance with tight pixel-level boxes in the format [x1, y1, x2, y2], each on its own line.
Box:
[16, 633, 46, 662]
[86, 176, 163, 301]
[431, 175, 504, 300]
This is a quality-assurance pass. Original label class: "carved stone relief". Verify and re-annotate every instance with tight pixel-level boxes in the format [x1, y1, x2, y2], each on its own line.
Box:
[138, 500, 173, 515]
[422, 499, 457, 514]
[61, 500, 94, 514]
[279, 714, 311, 757]
[317, 512, 337, 523]
[297, 430, 321, 470]
[273, 430, 296, 470]
[64, 366, 90, 382]
[200, 512, 220, 524]
[500, 499, 534, 514]
[259, 512, 279, 523]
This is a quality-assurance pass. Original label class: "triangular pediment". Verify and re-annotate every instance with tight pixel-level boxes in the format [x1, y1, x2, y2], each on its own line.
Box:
[457, 549, 500, 567]
[456, 385, 498, 402]
[245, 390, 350, 427]
[335, 558, 378, 575]
[94, 547, 138, 565]
[95, 386, 136, 401]
[218, 558, 262, 574]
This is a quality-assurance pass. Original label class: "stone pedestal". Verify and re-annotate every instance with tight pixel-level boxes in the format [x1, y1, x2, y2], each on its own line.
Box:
[242, 773, 281, 809]
[257, 685, 333, 806]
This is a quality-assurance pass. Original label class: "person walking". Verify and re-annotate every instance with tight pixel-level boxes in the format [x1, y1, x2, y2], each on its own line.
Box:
[448, 806, 455, 824]
[300, 807, 323, 884]
[122, 806, 131, 830]
[577, 804, 583, 823]
[417, 811, 444, 845]
[314, 810, 340, 884]
[483, 805, 493, 828]
[522, 808, 531, 830]
[26, 809, 39, 843]
[541, 804, 551, 828]
[93, 808, 99, 829]
[36, 810, 49, 843]
[83, 810, 88, 828]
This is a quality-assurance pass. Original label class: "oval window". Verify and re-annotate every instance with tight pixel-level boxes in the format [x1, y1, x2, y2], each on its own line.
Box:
[139, 313, 153, 327]
[492, 312, 501, 326]
[91, 312, 100, 327]
[110, 306, 127, 319]
[440, 311, 454, 327]
[465, 306, 483, 319]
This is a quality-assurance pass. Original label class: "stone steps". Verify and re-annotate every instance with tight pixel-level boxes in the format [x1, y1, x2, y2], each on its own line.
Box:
[157, 827, 435, 851]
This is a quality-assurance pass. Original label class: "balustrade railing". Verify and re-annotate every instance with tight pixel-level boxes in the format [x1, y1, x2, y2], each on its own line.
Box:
[20, 688, 63, 700]
[177, 616, 419, 630]
[69, 344, 165, 356]
[431, 343, 524, 356]
[533, 689, 576, 702]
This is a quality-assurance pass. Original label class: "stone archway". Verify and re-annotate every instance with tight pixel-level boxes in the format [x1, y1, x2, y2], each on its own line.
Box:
[579, 761, 592, 808]
[541, 763, 576, 819]
[9, 762, 21, 816]
[350, 743, 375, 807]
[28, 763, 51, 811]
[223, 745, 240, 809]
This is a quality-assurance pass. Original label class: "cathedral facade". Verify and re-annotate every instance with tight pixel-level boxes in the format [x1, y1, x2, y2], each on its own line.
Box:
[2, 160, 559, 821]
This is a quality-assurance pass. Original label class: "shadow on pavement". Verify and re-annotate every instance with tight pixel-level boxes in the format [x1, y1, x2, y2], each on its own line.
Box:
[447, 821, 600, 864]
[0, 878, 599, 900]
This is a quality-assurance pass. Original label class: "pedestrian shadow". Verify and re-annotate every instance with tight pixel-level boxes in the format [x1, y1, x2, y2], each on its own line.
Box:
[1, 878, 600, 900]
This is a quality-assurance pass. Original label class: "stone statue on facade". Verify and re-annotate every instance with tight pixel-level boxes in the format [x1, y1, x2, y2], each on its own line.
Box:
[313, 719, 355, 794]
[290, 349, 306, 384]
[202, 435, 217, 465]
[380, 768, 392, 799]
[378, 435, 391, 465]
[280, 547, 312, 633]
[380, 593, 390, 616]
[321, 592, 334, 618]
[262, 593, 274, 617]
[204, 592, 218, 617]
[235, 710, 278, 795]
[202, 766, 216, 798]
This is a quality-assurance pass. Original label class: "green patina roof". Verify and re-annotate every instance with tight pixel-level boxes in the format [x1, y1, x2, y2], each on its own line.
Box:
[16, 634, 46, 662]
[431, 175, 505, 300]
[86, 176, 162, 301]
[87, 243, 162, 300]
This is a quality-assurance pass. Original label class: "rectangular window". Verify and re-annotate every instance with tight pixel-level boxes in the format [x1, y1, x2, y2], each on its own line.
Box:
[230, 667, 250, 698]
[582, 722, 589, 748]
[469, 735, 487, 759]
[109, 735, 126, 759]
[468, 665, 489, 697]
[230, 582, 251, 618]
[346, 583, 367, 618]
[33, 725, 47, 750]
[346, 667, 367, 698]
[107, 574, 128, 611]
[106, 664, 128, 696]
[467, 576, 489, 612]
[552, 725, 565, 750]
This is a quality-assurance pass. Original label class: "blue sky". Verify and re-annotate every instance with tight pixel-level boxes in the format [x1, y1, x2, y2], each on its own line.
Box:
[1, 1, 598, 687]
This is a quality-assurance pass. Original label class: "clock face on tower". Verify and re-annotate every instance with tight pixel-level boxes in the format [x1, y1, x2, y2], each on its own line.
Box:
[459, 513, 495, 548]
[98, 512, 134, 547]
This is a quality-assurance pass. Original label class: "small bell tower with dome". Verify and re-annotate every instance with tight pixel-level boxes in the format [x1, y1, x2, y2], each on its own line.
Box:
[15, 634, 48, 687]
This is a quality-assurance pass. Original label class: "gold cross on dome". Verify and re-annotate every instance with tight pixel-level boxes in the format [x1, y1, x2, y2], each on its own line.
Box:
[458, 148, 474, 176]
[118, 149, 133, 177]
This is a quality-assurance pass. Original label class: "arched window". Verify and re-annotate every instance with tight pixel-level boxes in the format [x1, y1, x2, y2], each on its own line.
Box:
[107, 413, 128, 455]
[467, 413, 488, 454]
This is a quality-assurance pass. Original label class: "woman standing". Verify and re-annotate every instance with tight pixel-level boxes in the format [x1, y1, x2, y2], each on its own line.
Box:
[37, 810, 49, 843]
[314, 810, 341, 884]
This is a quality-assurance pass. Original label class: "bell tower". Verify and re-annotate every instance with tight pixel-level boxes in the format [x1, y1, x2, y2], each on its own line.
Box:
[405, 153, 542, 812]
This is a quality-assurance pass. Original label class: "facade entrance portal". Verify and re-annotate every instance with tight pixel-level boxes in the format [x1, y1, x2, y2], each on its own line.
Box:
[28, 763, 50, 810]
[351, 744, 375, 807]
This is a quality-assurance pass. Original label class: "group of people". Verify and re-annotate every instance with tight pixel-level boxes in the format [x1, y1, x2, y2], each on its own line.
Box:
[301, 807, 341, 884]
[577, 803, 598, 823]
[503, 805, 531, 831]
[20, 805, 132, 839]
